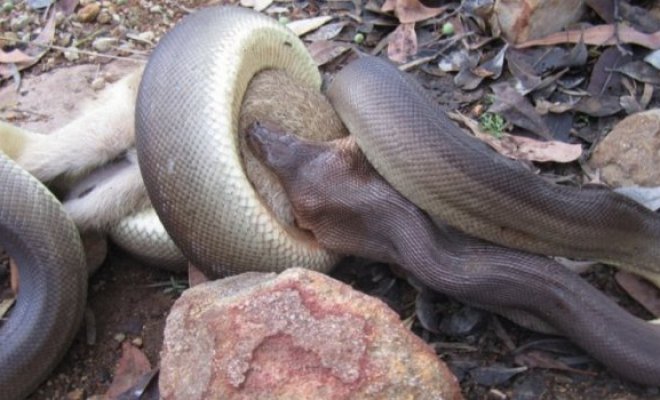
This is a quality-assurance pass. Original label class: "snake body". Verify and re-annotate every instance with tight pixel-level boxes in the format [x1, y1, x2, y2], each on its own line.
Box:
[0, 153, 86, 400]
[2, 5, 660, 398]
[247, 123, 660, 386]
[326, 57, 660, 286]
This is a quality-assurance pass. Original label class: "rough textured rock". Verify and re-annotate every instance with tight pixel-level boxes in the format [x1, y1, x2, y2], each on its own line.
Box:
[589, 109, 660, 186]
[489, 0, 585, 43]
[160, 268, 462, 400]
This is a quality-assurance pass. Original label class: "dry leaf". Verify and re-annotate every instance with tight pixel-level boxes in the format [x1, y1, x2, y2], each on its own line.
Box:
[0, 298, 15, 320]
[188, 263, 210, 287]
[387, 23, 417, 64]
[306, 40, 350, 66]
[287, 16, 333, 37]
[515, 351, 597, 376]
[383, 0, 447, 24]
[304, 22, 347, 41]
[0, 8, 57, 80]
[239, 0, 273, 11]
[105, 342, 152, 398]
[615, 271, 660, 317]
[516, 24, 660, 50]
[450, 111, 582, 163]
[0, 49, 36, 64]
[489, 83, 553, 138]
[645, 49, 660, 69]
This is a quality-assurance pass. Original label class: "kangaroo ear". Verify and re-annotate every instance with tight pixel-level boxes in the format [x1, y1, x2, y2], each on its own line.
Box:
[0, 120, 39, 160]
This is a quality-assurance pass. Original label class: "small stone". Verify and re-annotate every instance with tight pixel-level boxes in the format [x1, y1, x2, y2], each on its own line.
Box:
[115, 0, 127, 5]
[589, 109, 660, 187]
[78, 2, 101, 22]
[113, 333, 126, 343]
[97, 10, 112, 24]
[79, 0, 94, 5]
[136, 30, 154, 42]
[57, 32, 73, 47]
[131, 337, 143, 347]
[10, 14, 30, 31]
[0, 31, 19, 47]
[92, 37, 117, 52]
[90, 77, 106, 90]
[54, 10, 66, 26]
[63, 46, 80, 61]
[149, 4, 162, 13]
[66, 388, 85, 400]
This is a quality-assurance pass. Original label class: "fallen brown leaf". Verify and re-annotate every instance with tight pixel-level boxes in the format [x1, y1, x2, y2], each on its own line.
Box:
[306, 40, 350, 66]
[0, 8, 57, 80]
[287, 16, 333, 37]
[105, 342, 152, 399]
[0, 49, 36, 64]
[0, 298, 15, 320]
[450, 111, 582, 163]
[516, 24, 660, 50]
[387, 23, 418, 64]
[188, 262, 210, 287]
[382, 0, 447, 24]
[615, 271, 660, 317]
[515, 350, 597, 376]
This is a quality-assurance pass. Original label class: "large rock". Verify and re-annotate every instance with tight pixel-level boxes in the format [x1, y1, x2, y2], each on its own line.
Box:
[160, 268, 462, 400]
[489, 0, 585, 43]
[589, 109, 660, 186]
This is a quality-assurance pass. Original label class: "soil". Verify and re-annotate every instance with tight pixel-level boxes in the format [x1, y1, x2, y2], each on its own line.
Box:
[1, 0, 660, 399]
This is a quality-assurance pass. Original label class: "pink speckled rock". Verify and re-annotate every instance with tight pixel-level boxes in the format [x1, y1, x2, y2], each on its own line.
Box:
[159, 268, 462, 400]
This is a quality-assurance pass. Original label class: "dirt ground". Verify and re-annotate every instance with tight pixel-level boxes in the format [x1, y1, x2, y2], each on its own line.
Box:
[8, 252, 658, 399]
[2, 0, 660, 399]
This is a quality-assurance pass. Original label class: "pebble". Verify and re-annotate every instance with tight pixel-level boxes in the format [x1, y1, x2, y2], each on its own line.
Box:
[97, 10, 112, 24]
[91, 76, 106, 90]
[0, 31, 19, 47]
[54, 10, 66, 27]
[92, 36, 117, 52]
[589, 109, 660, 186]
[77, 2, 101, 23]
[10, 14, 30, 31]
[66, 388, 84, 400]
[113, 332, 126, 343]
[149, 4, 162, 13]
[135, 30, 154, 42]
[131, 337, 143, 347]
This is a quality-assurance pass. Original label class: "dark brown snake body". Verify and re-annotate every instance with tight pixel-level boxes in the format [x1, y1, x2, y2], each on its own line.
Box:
[327, 57, 660, 288]
[247, 116, 660, 386]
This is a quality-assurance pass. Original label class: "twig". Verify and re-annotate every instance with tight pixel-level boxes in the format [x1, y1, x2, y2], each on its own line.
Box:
[0, 35, 147, 63]
[398, 32, 473, 71]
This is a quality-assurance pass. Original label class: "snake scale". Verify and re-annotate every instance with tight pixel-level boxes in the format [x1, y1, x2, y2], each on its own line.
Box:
[0, 5, 659, 398]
